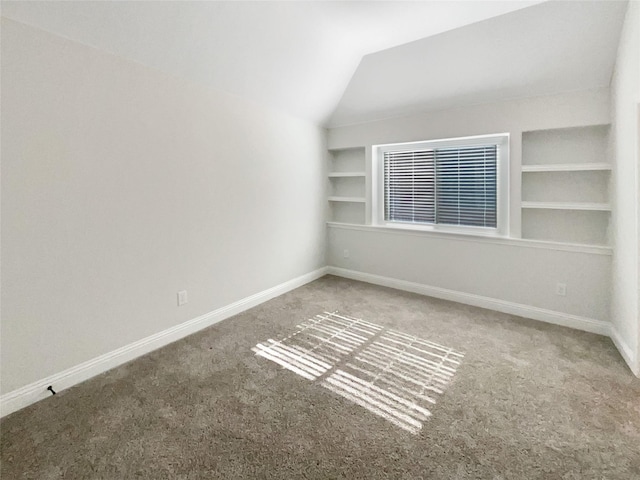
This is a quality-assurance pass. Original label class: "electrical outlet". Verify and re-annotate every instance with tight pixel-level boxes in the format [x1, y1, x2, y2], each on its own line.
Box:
[343, 249, 350, 259]
[177, 290, 188, 306]
[555, 283, 566, 296]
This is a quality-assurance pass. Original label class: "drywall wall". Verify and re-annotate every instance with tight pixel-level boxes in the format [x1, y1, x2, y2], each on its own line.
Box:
[328, 227, 611, 326]
[0, 19, 326, 395]
[327, 90, 612, 331]
[610, 0, 640, 375]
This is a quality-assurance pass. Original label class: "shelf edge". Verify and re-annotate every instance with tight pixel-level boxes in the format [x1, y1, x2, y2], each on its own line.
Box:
[328, 196, 366, 203]
[521, 202, 611, 211]
[522, 163, 612, 172]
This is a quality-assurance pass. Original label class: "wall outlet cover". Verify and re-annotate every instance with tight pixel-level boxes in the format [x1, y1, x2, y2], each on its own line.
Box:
[178, 290, 188, 306]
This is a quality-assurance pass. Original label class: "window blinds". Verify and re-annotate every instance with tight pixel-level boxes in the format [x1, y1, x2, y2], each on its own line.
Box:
[384, 144, 497, 228]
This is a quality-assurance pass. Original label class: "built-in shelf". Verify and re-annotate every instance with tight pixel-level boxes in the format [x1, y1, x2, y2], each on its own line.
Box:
[521, 201, 611, 211]
[328, 172, 366, 178]
[522, 163, 611, 172]
[328, 196, 366, 203]
[328, 147, 367, 225]
[520, 125, 611, 247]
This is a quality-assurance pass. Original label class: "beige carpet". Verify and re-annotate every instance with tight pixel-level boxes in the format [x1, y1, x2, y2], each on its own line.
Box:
[2, 275, 639, 479]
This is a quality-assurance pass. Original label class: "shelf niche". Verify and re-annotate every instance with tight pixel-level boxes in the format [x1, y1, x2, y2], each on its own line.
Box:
[521, 124, 611, 246]
[522, 209, 610, 246]
[329, 201, 365, 224]
[522, 125, 610, 167]
[522, 170, 610, 204]
[328, 147, 366, 225]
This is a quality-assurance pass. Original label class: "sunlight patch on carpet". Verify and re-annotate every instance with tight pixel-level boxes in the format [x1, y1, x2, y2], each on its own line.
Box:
[252, 311, 464, 434]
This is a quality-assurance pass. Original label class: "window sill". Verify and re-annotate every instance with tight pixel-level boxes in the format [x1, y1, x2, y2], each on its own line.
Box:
[377, 221, 501, 238]
[326, 222, 612, 256]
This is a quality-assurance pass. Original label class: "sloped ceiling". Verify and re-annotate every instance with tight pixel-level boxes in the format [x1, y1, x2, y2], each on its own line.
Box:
[329, 0, 629, 127]
[1, 0, 543, 125]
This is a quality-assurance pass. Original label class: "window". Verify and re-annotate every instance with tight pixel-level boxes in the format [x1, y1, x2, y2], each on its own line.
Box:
[375, 134, 508, 235]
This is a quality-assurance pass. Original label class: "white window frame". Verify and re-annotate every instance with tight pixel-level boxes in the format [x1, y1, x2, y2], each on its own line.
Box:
[373, 133, 510, 237]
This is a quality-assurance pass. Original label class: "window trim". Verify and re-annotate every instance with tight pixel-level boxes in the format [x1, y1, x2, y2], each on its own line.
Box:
[373, 133, 510, 237]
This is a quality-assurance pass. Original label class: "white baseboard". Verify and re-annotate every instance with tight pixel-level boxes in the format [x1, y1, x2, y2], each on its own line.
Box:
[327, 266, 610, 337]
[0, 267, 328, 418]
[3, 264, 634, 417]
[610, 326, 640, 376]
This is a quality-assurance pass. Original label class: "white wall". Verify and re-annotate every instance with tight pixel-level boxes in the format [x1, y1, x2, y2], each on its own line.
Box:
[610, 0, 640, 375]
[327, 90, 612, 334]
[0, 19, 326, 395]
[328, 227, 611, 324]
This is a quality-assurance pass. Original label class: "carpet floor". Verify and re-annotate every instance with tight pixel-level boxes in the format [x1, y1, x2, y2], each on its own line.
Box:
[2, 275, 639, 479]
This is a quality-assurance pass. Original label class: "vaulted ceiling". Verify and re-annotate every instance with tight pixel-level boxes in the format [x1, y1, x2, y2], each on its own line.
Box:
[1, 1, 628, 127]
[330, 0, 629, 126]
